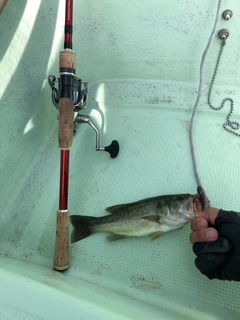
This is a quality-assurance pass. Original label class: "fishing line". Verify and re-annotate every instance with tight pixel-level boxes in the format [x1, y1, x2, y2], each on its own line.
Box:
[190, 0, 222, 203]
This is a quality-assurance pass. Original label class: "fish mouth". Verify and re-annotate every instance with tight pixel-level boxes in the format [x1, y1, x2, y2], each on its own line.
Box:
[187, 194, 203, 217]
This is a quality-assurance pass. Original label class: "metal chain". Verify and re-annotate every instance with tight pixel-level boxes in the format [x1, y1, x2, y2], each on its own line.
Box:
[208, 40, 240, 136]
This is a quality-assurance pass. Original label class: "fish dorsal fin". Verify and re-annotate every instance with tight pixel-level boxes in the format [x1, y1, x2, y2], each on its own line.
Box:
[105, 203, 130, 214]
[106, 196, 161, 214]
[142, 215, 161, 223]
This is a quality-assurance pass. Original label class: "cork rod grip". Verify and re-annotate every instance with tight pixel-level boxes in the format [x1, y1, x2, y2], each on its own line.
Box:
[54, 210, 70, 271]
[0, 0, 8, 14]
[58, 50, 76, 149]
[60, 50, 76, 69]
[58, 98, 74, 149]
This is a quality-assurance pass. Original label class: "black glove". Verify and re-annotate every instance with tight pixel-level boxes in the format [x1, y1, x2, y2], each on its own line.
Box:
[193, 210, 240, 281]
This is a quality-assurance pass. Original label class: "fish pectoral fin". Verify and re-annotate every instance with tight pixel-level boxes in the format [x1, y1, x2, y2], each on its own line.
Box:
[150, 231, 163, 241]
[106, 233, 130, 241]
[142, 215, 160, 223]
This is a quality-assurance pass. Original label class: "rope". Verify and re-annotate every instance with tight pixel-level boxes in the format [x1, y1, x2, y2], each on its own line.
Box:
[190, 0, 222, 192]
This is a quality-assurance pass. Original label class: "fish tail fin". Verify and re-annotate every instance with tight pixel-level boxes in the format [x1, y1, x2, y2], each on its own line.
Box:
[70, 215, 97, 243]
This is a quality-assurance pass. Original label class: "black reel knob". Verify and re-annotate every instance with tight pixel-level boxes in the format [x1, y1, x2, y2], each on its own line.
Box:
[104, 140, 120, 158]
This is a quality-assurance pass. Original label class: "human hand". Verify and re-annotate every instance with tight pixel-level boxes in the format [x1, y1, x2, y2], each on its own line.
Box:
[190, 209, 240, 281]
[190, 208, 219, 244]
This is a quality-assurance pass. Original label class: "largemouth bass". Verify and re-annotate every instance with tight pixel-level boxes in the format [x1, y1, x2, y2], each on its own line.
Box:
[70, 193, 202, 243]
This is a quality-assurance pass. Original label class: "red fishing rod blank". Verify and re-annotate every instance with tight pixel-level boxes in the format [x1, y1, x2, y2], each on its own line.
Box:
[59, 150, 70, 210]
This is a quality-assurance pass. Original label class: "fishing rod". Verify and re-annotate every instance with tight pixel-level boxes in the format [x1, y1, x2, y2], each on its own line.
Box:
[54, 0, 75, 271]
[50, 0, 120, 271]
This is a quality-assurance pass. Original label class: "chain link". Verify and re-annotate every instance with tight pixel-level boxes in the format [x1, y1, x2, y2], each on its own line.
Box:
[208, 40, 240, 136]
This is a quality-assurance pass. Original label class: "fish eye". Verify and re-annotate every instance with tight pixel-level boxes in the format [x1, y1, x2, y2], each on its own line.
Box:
[178, 195, 185, 201]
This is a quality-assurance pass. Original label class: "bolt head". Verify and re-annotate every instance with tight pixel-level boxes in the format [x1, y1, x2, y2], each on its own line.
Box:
[225, 14, 230, 20]
[222, 9, 233, 20]
[218, 29, 229, 41]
